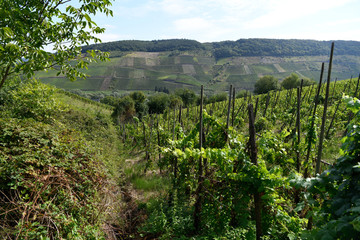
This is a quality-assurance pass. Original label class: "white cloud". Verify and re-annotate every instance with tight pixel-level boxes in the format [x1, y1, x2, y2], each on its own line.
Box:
[322, 18, 360, 28]
[102, 0, 360, 42]
[245, 0, 355, 29]
[159, 0, 196, 15]
[174, 17, 213, 31]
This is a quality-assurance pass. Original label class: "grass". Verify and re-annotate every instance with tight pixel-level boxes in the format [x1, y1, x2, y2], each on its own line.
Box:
[132, 175, 170, 192]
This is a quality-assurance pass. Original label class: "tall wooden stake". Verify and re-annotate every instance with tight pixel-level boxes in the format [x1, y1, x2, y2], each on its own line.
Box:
[226, 85, 233, 130]
[296, 87, 301, 172]
[231, 87, 236, 126]
[194, 85, 204, 232]
[304, 62, 325, 178]
[254, 97, 259, 120]
[248, 104, 262, 240]
[263, 92, 270, 117]
[316, 42, 334, 175]
[354, 74, 360, 97]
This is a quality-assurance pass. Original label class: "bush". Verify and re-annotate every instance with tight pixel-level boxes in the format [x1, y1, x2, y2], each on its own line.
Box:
[208, 92, 228, 103]
[254, 75, 279, 94]
[175, 88, 196, 107]
[1, 79, 66, 122]
[0, 119, 107, 239]
[147, 93, 170, 114]
[112, 96, 136, 123]
[281, 73, 300, 90]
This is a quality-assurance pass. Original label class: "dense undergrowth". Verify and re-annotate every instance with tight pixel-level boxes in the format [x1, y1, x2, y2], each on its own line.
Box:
[0, 78, 123, 239]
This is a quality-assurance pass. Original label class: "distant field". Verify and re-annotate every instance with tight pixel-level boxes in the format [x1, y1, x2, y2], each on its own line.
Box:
[38, 52, 360, 93]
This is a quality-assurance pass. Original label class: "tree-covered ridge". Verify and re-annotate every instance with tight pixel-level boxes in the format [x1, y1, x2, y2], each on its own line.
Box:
[212, 39, 360, 59]
[82, 38, 360, 59]
[81, 39, 205, 53]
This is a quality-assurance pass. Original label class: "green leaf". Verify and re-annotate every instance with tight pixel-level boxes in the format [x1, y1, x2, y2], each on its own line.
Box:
[84, 13, 91, 23]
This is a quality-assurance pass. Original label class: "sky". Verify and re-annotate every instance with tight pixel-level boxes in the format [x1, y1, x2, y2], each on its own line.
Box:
[91, 0, 360, 43]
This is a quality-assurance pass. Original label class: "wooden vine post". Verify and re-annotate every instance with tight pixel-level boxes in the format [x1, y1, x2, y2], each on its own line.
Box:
[254, 97, 259, 120]
[331, 78, 337, 98]
[231, 87, 236, 127]
[271, 89, 280, 115]
[194, 85, 204, 232]
[354, 74, 360, 98]
[178, 105, 182, 127]
[226, 85, 233, 130]
[263, 92, 270, 117]
[304, 62, 324, 178]
[296, 87, 301, 172]
[156, 115, 161, 163]
[316, 42, 334, 175]
[248, 103, 262, 240]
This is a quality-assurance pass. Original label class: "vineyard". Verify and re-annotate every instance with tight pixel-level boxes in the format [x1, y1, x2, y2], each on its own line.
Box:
[1, 42, 360, 239]
[117, 43, 360, 239]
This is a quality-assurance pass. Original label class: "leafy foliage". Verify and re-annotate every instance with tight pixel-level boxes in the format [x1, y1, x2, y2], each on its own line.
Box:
[0, 78, 122, 239]
[0, 119, 107, 239]
[175, 88, 196, 107]
[0, 0, 112, 89]
[254, 75, 279, 94]
[281, 73, 301, 90]
[111, 95, 136, 123]
[1, 79, 66, 122]
[302, 96, 360, 239]
[147, 93, 171, 114]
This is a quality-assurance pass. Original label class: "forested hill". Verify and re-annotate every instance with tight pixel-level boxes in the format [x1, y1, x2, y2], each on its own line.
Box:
[81, 39, 205, 53]
[82, 38, 360, 59]
[211, 39, 360, 59]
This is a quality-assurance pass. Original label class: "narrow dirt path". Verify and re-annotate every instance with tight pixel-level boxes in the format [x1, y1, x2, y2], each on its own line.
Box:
[100, 76, 112, 91]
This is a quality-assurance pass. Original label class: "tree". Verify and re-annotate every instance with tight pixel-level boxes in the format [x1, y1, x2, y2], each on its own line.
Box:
[130, 91, 148, 119]
[208, 92, 227, 103]
[147, 93, 170, 114]
[169, 94, 183, 108]
[254, 75, 279, 94]
[111, 96, 135, 123]
[0, 0, 113, 89]
[281, 73, 300, 89]
[100, 95, 118, 107]
[175, 88, 196, 107]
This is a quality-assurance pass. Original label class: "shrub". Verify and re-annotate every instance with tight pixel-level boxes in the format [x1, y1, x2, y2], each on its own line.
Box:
[2, 79, 66, 122]
[147, 93, 170, 114]
[254, 75, 279, 94]
[0, 119, 107, 239]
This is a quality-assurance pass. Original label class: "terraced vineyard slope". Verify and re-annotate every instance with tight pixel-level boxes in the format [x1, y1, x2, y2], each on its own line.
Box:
[36, 39, 360, 93]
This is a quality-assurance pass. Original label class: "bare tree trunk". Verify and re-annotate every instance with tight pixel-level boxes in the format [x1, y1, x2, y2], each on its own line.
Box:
[0, 65, 11, 90]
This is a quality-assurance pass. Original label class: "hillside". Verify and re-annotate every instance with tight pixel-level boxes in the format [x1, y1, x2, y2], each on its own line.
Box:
[37, 39, 360, 93]
[2, 58, 360, 238]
